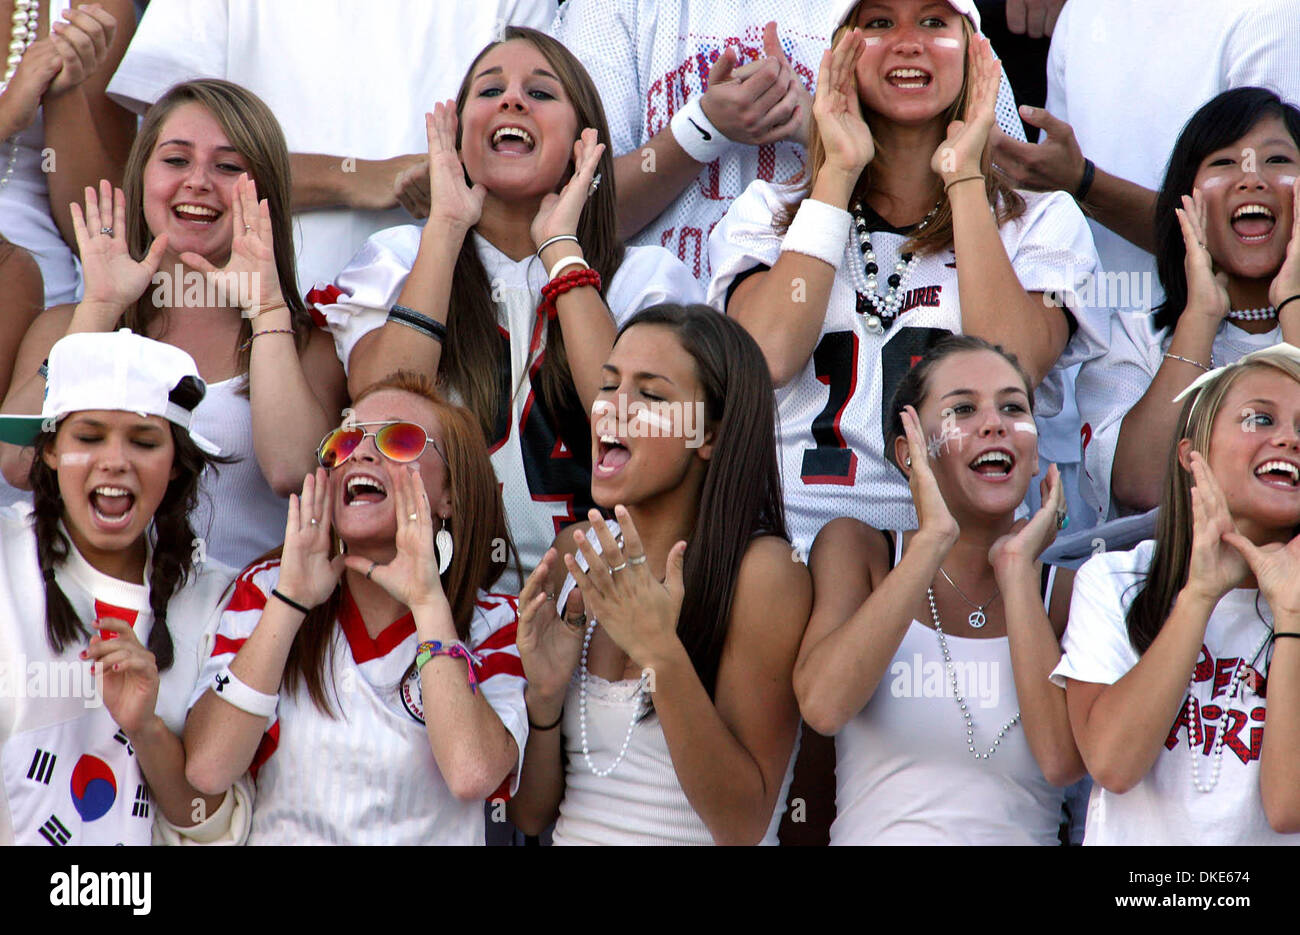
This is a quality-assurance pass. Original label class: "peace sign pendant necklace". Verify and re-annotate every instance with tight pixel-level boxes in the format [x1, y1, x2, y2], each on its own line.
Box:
[937, 566, 999, 630]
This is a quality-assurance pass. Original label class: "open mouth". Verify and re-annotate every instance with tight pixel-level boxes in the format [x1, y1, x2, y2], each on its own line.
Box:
[1254, 459, 1300, 488]
[594, 434, 631, 479]
[885, 67, 932, 89]
[969, 449, 1014, 478]
[1231, 203, 1276, 242]
[89, 485, 136, 530]
[173, 203, 221, 225]
[491, 125, 535, 155]
[343, 473, 388, 506]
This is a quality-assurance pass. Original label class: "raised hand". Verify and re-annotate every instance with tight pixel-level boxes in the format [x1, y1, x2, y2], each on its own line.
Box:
[813, 28, 874, 179]
[86, 617, 159, 737]
[179, 173, 283, 314]
[394, 157, 431, 219]
[988, 106, 1087, 194]
[516, 548, 586, 705]
[1223, 526, 1300, 618]
[990, 463, 1064, 575]
[45, 3, 118, 98]
[276, 469, 346, 611]
[564, 507, 685, 669]
[343, 464, 448, 614]
[0, 39, 62, 137]
[900, 405, 959, 545]
[70, 180, 169, 323]
[1176, 190, 1231, 322]
[931, 36, 1000, 184]
[1185, 452, 1249, 601]
[1270, 176, 1300, 312]
[424, 101, 486, 233]
[699, 22, 808, 148]
[530, 127, 604, 249]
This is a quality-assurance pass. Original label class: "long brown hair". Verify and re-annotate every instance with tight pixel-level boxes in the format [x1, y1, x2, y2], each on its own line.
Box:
[121, 79, 313, 377]
[614, 305, 787, 698]
[442, 26, 624, 439]
[282, 372, 518, 715]
[1125, 351, 1300, 654]
[776, 13, 1023, 255]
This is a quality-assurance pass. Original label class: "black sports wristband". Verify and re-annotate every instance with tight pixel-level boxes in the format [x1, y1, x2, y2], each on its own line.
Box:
[1074, 158, 1096, 202]
[1274, 632, 1300, 641]
[271, 588, 311, 615]
[1275, 295, 1300, 318]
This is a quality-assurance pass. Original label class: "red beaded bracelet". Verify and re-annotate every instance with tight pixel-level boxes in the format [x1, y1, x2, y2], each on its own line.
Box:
[538, 267, 601, 321]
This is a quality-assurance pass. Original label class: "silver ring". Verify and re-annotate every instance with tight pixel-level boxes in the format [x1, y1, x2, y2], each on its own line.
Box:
[366, 561, 377, 580]
[99, 227, 113, 235]
[587, 172, 602, 197]
[609, 561, 628, 573]
[627, 554, 648, 566]
[309, 518, 318, 526]
[408, 513, 418, 521]
[564, 611, 587, 630]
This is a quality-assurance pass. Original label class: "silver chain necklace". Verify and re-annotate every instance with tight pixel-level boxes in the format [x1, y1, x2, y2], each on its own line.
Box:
[937, 566, 999, 630]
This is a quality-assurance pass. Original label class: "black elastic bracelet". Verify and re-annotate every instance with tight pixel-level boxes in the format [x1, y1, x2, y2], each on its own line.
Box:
[1276, 295, 1300, 318]
[271, 588, 311, 616]
[388, 303, 447, 344]
[1274, 632, 1300, 641]
[528, 709, 564, 731]
[1074, 158, 1096, 202]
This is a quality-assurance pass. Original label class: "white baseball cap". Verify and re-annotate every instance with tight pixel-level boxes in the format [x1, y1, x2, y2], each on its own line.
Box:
[830, 0, 981, 33]
[0, 329, 220, 455]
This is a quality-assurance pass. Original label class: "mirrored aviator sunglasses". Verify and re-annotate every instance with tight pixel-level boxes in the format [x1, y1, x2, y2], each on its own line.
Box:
[316, 421, 447, 469]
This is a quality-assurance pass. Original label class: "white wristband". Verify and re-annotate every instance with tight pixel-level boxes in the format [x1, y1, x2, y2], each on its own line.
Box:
[781, 198, 852, 270]
[210, 665, 278, 718]
[547, 255, 589, 281]
[670, 96, 732, 164]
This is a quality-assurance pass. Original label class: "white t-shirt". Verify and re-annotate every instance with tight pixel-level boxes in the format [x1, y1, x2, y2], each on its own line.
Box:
[318, 226, 702, 581]
[1076, 317, 1280, 521]
[1052, 540, 1299, 846]
[707, 180, 1103, 555]
[1046, 0, 1300, 318]
[0, 504, 240, 845]
[193, 559, 528, 846]
[105, 0, 558, 295]
[832, 532, 1064, 845]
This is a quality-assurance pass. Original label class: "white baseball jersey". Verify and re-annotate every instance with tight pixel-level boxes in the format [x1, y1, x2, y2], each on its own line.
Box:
[193, 559, 528, 845]
[708, 180, 1102, 554]
[318, 227, 702, 583]
[0, 504, 238, 846]
[1076, 316, 1281, 521]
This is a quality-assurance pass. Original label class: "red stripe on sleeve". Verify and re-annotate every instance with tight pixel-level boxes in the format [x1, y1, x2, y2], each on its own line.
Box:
[249, 720, 280, 780]
[475, 621, 519, 654]
[212, 634, 247, 658]
[226, 576, 269, 614]
[474, 651, 525, 682]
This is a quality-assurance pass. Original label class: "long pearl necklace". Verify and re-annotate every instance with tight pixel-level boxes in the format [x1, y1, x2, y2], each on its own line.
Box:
[577, 618, 650, 778]
[926, 586, 1020, 759]
[1226, 307, 1276, 322]
[1185, 623, 1273, 793]
[2, 0, 40, 192]
[850, 201, 939, 335]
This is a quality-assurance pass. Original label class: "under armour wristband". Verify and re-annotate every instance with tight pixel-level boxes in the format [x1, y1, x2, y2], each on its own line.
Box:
[211, 666, 279, 718]
[781, 198, 852, 270]
[670, 96, 732, 164]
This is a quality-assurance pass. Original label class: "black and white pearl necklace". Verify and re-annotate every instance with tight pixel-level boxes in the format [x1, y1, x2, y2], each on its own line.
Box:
[926, 586, 1020, 760]
[2, 0, 40, 192]
[1225, 307, 1276, 322]
[850, 200, 939, 335]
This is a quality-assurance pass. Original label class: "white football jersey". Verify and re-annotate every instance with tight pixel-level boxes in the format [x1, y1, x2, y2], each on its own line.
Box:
[193, 559, 529, 845]
[317, 227, 702, 585]
[708, 181, 1102, 554]
[0, 504, 237, 846]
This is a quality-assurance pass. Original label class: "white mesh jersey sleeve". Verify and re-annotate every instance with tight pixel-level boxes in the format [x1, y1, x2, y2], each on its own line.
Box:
[106, 0, 230, 112]
[468, 593, 529, 796]
[315, 224, 423, 375]
[705, 179, 797, 311]
[1050, 542, 1149, 689]
[549, 0, 642, 157]
[607, 244, 706, 323]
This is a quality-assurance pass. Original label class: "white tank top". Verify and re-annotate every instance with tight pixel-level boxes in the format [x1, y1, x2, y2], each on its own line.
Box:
[188, 377, 290, 571]
[830, 532, 1065, 845]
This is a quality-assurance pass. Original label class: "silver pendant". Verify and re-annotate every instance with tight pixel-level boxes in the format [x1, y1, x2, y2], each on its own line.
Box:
[968, 610, 986, 629]
[865, 315, 883, 335]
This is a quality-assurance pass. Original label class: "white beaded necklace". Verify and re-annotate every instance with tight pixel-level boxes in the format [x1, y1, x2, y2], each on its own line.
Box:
[1225, 307, 1276, 322]
[577, 618, 650, 778]
[926, 586, 1020, 760]
[2, 0, 40, 192]
[849, 201, 939, 335]
[1185, 622, 1273, 793]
